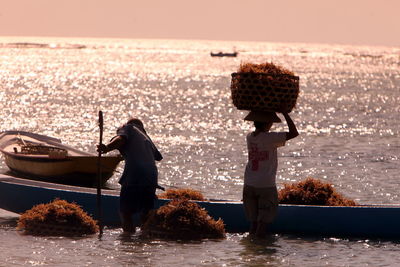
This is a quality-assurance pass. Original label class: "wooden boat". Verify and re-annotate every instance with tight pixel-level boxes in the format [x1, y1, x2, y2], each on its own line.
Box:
[0, 131, 122, 186]
[1, 174, 400, 239]
[210, 51, 238, 57]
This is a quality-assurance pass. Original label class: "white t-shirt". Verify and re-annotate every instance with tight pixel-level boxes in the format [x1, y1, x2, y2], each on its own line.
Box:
[244, 132, 286, 188]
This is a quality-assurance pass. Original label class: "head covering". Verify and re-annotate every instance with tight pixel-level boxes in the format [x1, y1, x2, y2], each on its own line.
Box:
[127, 118, 144, 128]
[126, 118, 147, 134]
[244, 110, 282, 123]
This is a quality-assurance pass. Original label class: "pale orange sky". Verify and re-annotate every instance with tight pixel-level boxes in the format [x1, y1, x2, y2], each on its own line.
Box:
[1, 0, 399, 47]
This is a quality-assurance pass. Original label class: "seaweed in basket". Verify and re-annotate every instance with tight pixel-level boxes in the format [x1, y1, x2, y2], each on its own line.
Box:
[231, 62, 299, 112]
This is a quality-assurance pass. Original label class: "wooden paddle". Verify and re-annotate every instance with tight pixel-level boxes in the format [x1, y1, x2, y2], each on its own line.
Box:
[97, 110, 104, 238]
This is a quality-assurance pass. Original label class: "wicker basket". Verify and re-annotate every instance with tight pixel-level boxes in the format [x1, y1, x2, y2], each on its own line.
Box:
[231, 72, 299, 112]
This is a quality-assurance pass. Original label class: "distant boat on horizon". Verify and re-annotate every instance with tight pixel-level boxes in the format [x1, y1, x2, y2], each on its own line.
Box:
[210, 51, 238, 57]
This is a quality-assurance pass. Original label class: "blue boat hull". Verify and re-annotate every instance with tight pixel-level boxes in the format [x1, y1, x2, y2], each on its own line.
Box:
[1, 175, 400, 238]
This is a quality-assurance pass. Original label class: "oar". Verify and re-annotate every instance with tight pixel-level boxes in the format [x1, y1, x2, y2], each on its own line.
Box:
[96, 110, 104, 238]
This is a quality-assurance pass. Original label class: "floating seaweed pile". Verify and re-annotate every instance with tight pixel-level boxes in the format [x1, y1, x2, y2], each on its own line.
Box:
[231, 62, 299, 113]
[142, 199, 225, 240]
[17, 199, 99, 236]
[158, 188, 205, 201]
[278, 177, 357, 206]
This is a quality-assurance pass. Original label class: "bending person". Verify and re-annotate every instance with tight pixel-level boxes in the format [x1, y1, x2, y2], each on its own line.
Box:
[98, 118, 163, 233]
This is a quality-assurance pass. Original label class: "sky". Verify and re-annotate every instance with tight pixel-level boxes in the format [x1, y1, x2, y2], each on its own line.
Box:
[0, 0, 399, 47]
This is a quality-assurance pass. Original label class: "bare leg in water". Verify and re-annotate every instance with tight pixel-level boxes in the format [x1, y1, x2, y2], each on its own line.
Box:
[120, 212, 135, 233]
[256, 221, 268, 239]
[121, 210, 152, 233]
[250, 221, 258, 236]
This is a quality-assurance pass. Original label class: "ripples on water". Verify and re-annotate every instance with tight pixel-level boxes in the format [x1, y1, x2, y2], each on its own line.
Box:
[0, 37, 399, 266]
[2, 227, 400, 267]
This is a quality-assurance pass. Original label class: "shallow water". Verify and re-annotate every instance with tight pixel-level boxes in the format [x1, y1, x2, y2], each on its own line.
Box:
[2, 226, 400, 267]
[0, 37, 399, 266]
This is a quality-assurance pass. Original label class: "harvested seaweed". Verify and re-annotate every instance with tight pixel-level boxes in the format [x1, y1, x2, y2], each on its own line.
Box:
[158, 188, 205, 201]
[278, 177, 357, 206]
[17, 199, 99, 236]
[142, 199, 225, 240]
[238, 62, 295, 76]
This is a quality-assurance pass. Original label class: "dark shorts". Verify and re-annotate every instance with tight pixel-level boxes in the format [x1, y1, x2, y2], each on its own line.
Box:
[243, 185, 278, 224]
[119, 185, 156, 215]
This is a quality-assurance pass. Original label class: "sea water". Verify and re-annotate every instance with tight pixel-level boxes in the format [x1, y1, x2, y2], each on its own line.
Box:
[0, 37, 399, 266]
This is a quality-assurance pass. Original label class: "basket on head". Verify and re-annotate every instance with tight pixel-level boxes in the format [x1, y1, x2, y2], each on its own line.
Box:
[230, 62, 299, 112]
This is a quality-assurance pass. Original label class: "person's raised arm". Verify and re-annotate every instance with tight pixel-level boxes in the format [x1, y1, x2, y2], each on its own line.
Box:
[282, 112, 299, 141]
[278, 102, 299, 141]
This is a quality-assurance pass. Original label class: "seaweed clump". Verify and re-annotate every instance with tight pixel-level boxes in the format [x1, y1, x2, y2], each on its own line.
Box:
[17, 199, 99, 236]
[238, 62, 295, 76]
[142, 199, 225, 240]
[158, 188, 205, 201]
[278, 177, 357, 206]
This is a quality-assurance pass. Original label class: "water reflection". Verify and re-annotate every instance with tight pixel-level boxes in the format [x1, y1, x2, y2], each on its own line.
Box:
[240, 234, 279, 254]
[237, 235, 284, 267]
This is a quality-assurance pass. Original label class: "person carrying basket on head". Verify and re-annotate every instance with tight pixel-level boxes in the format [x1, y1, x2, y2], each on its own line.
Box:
[242, 105, 299, 239]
